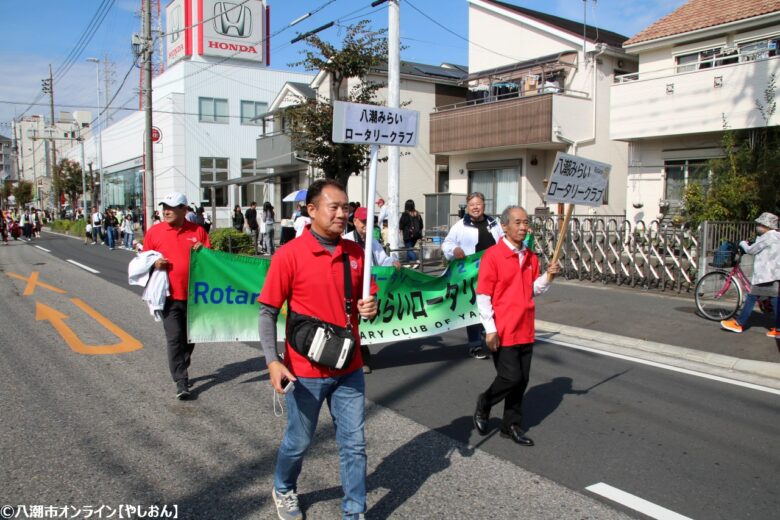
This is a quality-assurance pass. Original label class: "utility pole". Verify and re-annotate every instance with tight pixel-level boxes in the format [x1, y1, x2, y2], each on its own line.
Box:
[41, 65, 58, 211]
[382, 0, 401, 251]
[79, 137, 87, 217]
[142, 0, 155, 232]
[87, 57, 105, 210]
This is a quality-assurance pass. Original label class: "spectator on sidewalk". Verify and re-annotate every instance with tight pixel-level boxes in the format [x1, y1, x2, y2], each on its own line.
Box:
[143, 192, 211, 399]
[232, 205, 245, 232]
[90, 208, 103, 244]
[473, 205, 560, 446]
[185, 205, 198, 224]
[122, 212, 135, 249]
[262, 202, 276, 255]
[399, 199, 423, 262]
[20, 209, 32, 241]
[245, 202, 259, 253]
[104, 209, 118, 250]
[1, 210, 8, 245]
[293, 206, 311, 238]
[721, 212, 780, 338]
[442, 192, 503, 360]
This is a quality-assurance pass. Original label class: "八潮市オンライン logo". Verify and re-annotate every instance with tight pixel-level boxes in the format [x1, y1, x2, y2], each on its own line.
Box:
[214, 1, 252, 38]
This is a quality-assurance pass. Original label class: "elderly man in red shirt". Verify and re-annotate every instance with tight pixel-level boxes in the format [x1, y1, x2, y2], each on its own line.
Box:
[143, 192, 210, 400]
[258, 179, 377, 520]
[473, 205, 559, 446]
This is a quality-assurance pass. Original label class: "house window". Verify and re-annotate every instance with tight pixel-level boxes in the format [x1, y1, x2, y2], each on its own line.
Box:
[200, 157, 229, 207]
[199, 97, 229, 124]
[468, 166, 521, 217]
[675, 38, 779, 73]
[240, 159, 264, 206]
[664, 159, 710, 201]
[240, 100, 268, 125]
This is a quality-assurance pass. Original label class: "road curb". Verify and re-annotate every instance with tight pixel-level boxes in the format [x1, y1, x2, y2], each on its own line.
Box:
[537, 319, 780, 390]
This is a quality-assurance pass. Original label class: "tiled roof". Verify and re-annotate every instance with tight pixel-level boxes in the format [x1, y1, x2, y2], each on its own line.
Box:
[625, 0, 780, 46]
[482, 0, 629, 48]
[287, 82, 316, 100]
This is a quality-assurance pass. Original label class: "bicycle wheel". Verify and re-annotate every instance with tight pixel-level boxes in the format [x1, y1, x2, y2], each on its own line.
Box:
[695, 271, 742, 321]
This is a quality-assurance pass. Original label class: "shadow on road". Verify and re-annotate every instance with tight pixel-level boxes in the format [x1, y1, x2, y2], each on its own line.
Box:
[300, 415, 478, 519]
[189, 356, 265, 396]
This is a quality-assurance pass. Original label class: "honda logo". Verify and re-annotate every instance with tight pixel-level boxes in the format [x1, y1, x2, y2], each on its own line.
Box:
[169, 6, 181, 43]
[213, 2, 251, 38]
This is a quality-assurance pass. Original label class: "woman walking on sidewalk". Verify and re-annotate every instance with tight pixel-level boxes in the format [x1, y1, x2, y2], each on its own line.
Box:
[721, 212, 780, 338]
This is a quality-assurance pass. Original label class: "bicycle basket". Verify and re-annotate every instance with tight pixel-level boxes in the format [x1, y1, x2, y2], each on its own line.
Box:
[712, 250, 736, 268]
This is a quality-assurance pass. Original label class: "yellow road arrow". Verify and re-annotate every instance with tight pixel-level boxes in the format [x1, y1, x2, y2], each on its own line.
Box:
[35, 298, 143, 355]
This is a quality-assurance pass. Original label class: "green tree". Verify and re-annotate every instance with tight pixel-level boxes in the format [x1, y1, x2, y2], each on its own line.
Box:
[12, 180, 34, 207]
[53, 158, 84, 209]
[683, 74, 780, 227]
[285, 21, 388, 186]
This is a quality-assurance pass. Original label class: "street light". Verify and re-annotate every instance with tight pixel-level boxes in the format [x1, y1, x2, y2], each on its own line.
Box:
[86, 57, 104, 211]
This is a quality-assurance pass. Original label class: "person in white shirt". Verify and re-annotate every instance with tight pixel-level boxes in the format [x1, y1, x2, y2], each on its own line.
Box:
[376, 198, 388, 227]
[293, 205, 311, 238]
[441, 192, 503, 360]
[344, 207, 400, 270]
[343, 206, 399, 374]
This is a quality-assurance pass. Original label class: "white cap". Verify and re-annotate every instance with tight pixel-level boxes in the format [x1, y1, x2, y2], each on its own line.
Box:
[159, 192, 188, 207]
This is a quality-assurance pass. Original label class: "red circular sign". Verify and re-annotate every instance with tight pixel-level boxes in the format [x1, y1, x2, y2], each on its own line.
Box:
[151, 126, 162, 143]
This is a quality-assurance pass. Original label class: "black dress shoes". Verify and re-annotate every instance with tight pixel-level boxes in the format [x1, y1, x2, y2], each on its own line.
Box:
[473, 398, 490, 436]
[500, 425, 534, 446]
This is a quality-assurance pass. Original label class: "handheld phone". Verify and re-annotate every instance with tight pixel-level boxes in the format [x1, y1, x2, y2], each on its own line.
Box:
[281, 377, 294, 394]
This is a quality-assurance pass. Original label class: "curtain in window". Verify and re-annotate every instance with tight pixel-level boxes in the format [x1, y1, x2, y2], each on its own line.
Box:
[495, 168, 519, 215]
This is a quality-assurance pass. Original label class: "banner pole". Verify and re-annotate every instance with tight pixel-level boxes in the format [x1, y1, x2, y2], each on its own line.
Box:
[547, 203, 574, 282]
[362, 144, 380, 299]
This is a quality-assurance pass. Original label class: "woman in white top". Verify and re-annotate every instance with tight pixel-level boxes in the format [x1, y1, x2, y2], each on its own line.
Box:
[293, 205, 311, 238]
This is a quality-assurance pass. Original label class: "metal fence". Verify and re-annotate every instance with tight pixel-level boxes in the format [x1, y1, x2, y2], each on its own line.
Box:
[392, 216, 756, 294]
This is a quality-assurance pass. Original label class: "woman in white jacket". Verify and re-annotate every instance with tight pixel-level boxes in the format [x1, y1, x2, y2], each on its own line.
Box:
[441, 192, 503, 359]
[721, 212, 780, 337]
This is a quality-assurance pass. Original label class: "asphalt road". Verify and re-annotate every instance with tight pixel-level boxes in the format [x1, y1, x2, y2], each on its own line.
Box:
[2, 232, 778, 520]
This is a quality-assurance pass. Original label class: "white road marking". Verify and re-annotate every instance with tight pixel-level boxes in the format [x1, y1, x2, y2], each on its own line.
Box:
[539, 337, 780, 396]
[35, 245, 51, 253]
[66, 259, 100, 274]
[586, 482, 693, 520]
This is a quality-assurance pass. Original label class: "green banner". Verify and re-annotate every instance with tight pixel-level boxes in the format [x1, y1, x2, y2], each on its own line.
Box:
[187, 248, 483, 345]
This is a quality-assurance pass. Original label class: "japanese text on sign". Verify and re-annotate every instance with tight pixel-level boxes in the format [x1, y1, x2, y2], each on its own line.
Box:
[332, 101, 419, 147]
[545, 152, 611, 207]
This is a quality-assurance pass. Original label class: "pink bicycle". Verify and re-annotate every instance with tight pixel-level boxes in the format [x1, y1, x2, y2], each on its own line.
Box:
[695, 249, 773, 320]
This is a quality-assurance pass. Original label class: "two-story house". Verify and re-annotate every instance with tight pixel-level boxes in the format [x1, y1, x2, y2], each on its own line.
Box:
[430, 0, 636, 218]
[611, 0, 780, 224]
[255, 61, 469, 221]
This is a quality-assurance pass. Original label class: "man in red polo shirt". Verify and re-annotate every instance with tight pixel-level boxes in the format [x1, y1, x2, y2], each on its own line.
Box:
[258, 179, 377, 520]
[143, 192, 210, 400]
[473, 205, 559, 447]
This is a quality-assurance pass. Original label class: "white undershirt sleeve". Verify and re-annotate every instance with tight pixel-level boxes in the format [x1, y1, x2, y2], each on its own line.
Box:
[476, 293, 497, 334]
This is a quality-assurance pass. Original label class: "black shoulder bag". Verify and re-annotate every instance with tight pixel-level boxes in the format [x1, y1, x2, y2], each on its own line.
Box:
[286, 253, 357, 370]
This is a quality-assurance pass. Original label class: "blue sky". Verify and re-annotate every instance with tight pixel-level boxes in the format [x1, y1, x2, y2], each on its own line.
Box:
[0, 0, 686, 129]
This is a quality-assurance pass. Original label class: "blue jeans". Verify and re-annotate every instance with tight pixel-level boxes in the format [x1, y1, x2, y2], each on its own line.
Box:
[274, 369, 366, 519]
[91, 225, 101, 243]
[106, 226, 115, 248]
[736, 293, 779, 329]
[404, 239, 418, 261]
[123, 230, 134, 249]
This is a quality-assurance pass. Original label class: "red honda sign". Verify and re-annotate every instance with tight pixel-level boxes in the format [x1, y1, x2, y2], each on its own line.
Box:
[151, 127, 162, 143]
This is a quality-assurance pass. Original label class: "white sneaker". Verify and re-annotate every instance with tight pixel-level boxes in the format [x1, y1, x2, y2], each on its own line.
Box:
[272, 488, 302, 520]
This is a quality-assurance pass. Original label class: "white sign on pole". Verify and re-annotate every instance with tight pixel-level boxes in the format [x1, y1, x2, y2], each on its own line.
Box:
[545, 152, 611, 207]
[332, 101, 419, 147]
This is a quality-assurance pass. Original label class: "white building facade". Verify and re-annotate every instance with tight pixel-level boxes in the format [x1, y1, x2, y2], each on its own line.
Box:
[428, 0, 637, 219]
[610, 0, 780, 224]
[68, 0, 313, 226]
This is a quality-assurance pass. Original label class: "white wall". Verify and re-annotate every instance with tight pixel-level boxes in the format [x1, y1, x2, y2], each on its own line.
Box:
[468, 0, 581, 72]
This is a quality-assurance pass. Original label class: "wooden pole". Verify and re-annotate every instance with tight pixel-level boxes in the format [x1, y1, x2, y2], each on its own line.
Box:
[547, 203, 574, 282]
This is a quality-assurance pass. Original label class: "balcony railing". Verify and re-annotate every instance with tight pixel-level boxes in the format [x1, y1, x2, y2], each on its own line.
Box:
[430, 89, 589, 154]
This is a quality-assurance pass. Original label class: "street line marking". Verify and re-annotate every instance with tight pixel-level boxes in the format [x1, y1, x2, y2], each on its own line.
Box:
[586, 482, 692, 520]
[6, 272, 66, 295]
[35, 245, 51, 253]
[66, 259, 100, 274]
[539, 337, 780, 396]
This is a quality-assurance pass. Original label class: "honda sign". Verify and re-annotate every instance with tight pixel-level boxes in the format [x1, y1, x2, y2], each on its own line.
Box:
[199, 0, 266, 62]
[165, 0, 192, 67]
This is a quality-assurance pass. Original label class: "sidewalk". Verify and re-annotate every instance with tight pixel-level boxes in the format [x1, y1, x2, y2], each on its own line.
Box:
[534, 279, 780, 389]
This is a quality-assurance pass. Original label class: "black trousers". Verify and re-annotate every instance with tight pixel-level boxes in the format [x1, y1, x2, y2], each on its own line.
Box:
[162, 299, 195, 383]
[478, 344, 533, 430]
